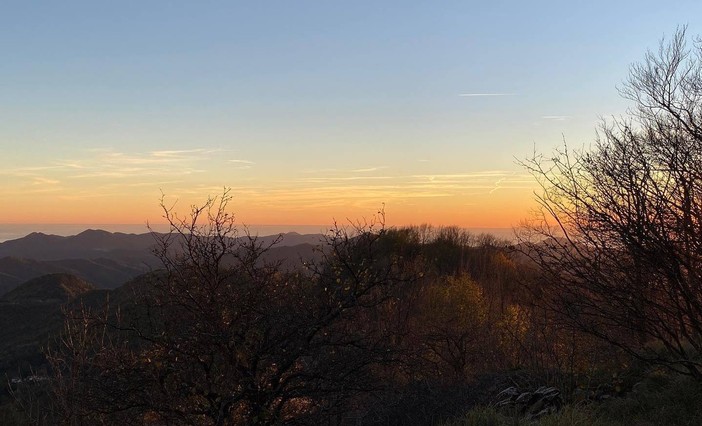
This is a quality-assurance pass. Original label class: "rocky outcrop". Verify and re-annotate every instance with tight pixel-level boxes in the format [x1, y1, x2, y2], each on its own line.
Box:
[495, 386, 563, 419]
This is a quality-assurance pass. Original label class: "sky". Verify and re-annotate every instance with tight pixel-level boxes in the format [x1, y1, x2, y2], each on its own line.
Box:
[1, 1, 701, 231]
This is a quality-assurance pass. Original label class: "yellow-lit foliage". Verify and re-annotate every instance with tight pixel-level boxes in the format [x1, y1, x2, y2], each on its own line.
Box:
[497, 303, 530, 368]
[416, 274, 489, 380]
[423, 274, 487, 325]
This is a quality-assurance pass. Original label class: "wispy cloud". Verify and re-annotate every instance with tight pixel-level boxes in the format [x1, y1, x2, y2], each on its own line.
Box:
[300, 176, 393, 183]
[250, 170, 538, 210]
[0, 147, 225, 200]
[301, 168, 340, 174]
[412, 171, 514, 180]
[489, 177, 507, 194]
[541, 115, 572, 121]
[77, 148, 218, 173]
[95, 150, 215, 166]
[151, 149, 218, 157]
[352, 166, 388, 173]
[228, 159, 255, 170]
[54, 162, 84, 169]
[459, 93, 516, 97]
[32, 177, 60, 185]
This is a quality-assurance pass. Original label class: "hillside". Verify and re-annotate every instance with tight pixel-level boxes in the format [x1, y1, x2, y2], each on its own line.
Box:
[0, 256, 151, 296]
[0, 230, 325, 296]
[0, 273, 102, 380]
[1, 273, 95, 303]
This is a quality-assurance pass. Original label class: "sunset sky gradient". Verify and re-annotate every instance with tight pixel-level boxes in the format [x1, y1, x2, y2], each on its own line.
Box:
[2, 1, 701, 230]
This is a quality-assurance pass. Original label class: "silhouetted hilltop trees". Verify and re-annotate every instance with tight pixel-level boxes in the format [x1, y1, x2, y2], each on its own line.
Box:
[520, 27, 702, 380]
[29, 194, 556, 425]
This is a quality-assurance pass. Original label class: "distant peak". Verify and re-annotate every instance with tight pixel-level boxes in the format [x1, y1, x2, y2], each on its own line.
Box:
[26, 232, 49, 238]
[14, 232, 64, 242]
[77, 229, 111, 235]
[74, 229, 113, 241]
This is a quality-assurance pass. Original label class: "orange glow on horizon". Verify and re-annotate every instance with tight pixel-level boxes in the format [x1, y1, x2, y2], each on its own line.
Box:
[1, 184, 537, 230]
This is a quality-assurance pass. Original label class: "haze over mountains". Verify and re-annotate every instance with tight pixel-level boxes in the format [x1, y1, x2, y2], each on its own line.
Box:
[0, 226, 513, 391]
[0, 229, 327, 385]
[0, 229, 325, 297]
[0, 224, 333, 244]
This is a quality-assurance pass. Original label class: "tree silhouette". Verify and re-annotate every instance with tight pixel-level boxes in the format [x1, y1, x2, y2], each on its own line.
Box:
[520, 27, 702, 379]
[47, 190, 418, 425]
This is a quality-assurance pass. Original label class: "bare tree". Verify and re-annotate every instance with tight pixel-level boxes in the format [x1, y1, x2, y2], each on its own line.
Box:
[520, 27, 702, 379]
[47, 190, 416, 425]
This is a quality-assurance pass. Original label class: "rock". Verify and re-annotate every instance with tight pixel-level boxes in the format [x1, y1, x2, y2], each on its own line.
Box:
[495, 385, 563, 420]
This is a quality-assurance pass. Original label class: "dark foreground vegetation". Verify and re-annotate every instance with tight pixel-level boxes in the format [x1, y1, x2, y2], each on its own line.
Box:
[3, 28, 702, 425]
[4, 194, 546, 425]
[0, 201, 615, 425]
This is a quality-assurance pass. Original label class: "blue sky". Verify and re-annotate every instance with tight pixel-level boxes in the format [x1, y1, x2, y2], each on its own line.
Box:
[1, 1, 700, 227]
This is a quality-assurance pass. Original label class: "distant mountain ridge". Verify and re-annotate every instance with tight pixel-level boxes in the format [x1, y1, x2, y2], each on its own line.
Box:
[0, 229, 158, 262]
[0, 229, 325, 261]
[0, 229, 325, 296]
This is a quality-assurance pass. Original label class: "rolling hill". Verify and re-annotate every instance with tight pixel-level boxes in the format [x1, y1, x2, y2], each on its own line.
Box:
[0, 229, 325, 296]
